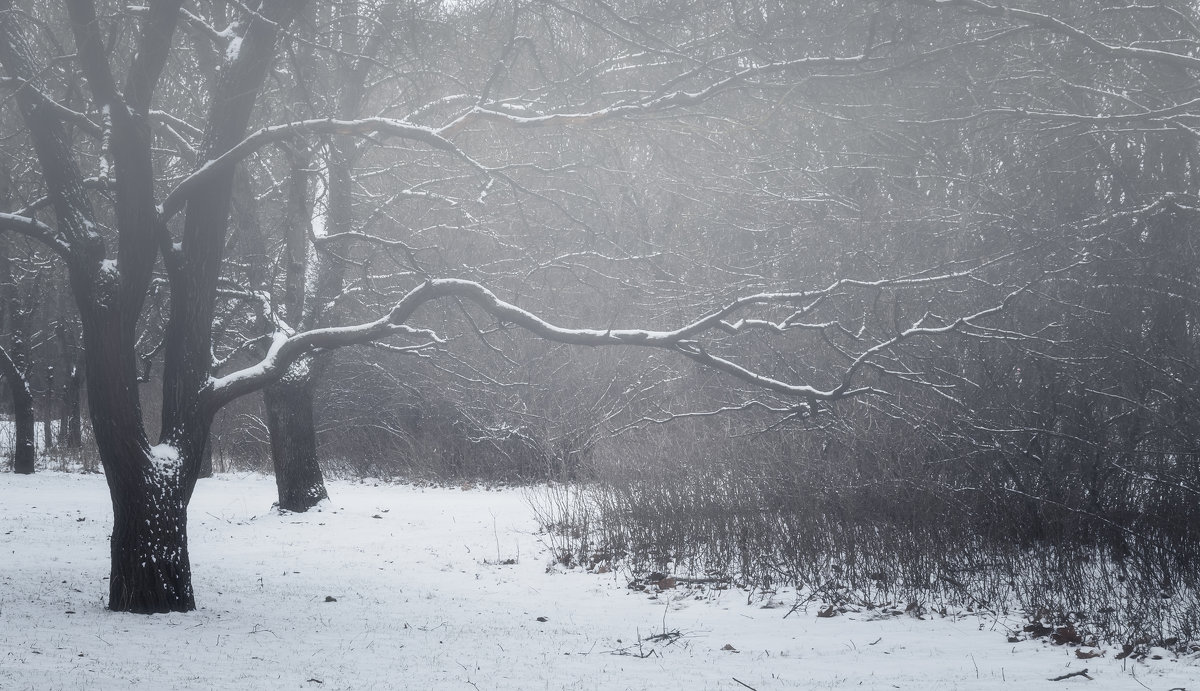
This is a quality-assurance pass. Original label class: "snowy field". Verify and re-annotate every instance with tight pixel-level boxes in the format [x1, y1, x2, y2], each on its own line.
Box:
[0, 472, 1196, 690]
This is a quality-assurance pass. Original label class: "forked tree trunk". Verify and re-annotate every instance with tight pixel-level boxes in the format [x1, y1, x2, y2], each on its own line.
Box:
[264, 362, 328, 512]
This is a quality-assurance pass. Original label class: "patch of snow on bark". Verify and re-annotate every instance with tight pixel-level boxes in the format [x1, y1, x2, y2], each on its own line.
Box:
[148, 443, 181, 482]
[224, 35, 243, 63]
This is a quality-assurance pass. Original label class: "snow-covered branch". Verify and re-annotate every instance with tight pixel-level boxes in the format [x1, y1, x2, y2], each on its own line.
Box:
[159, 117, 487, 223]
[437, 53, 868, 137]
[0, 78, 101, 136]
[206, 272, 1008, 412]
[0, 212, 71, 257]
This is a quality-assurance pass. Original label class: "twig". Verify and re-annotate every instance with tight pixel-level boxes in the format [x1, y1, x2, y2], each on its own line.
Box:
[1048, 669, 1092, 681]
[732, 678, 758, 691]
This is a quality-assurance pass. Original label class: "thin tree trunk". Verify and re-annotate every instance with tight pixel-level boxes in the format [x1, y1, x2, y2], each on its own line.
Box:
[43, 365, 53, 449]
[0, 176, 30, 472]
[64, 358, 83, 448]
[263, 361, 328, 512]
[0, 314, 34, 474]
[0, 345, 34, 473]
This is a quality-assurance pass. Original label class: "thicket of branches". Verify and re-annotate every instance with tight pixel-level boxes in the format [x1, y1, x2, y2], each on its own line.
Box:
[515, 0, 1200, 647]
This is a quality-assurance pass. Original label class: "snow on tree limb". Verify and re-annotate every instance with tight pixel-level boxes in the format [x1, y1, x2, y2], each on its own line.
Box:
[208, 271, 1010, 412]
[0, 213, 71, 258]
[159, 117, 485, 224]
[0, 77, 102, 136]
[437, 53, 869, 137]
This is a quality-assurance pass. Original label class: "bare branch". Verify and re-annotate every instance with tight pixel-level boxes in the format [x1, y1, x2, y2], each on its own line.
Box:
[159, 117, 487, 223]
[0, 212, 71, 257]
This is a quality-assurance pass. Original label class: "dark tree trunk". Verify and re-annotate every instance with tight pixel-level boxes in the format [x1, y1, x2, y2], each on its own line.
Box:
[11, 381, 34, 473]
[250, 144, 333, 512]
[264, 363, 328, 512]
[0, 181, 32, 472]
[63, 358, 83, 448]
[2, 356, 35, 474]
[107, 464, 194, 613]
[43, 365, 53, 449]
[198, 436, 213, 479]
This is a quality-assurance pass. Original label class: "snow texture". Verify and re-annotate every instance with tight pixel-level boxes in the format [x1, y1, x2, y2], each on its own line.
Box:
[147, 443, 181, 482]
[224, 35, 242, 64]
[0, 472, 1195, 690]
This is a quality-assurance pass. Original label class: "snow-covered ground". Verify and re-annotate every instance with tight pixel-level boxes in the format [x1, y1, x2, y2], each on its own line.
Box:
[0, 472, 1195, 690]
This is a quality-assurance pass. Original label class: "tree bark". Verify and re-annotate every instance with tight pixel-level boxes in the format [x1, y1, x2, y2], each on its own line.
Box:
[63, 358, 83, 448]
[0, 347, 35, 474]
[0, 173, 32, 473]
[198, 437, 213, 478]
[264, 360, 328, 512]
[11, 376, 34, 473]
[43, 366, 53, 449]
[107, 464, 194, 613]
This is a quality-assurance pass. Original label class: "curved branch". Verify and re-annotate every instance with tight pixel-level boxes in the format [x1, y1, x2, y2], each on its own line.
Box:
[207, 274, 1007, 412]
[0, 213, 72, 258]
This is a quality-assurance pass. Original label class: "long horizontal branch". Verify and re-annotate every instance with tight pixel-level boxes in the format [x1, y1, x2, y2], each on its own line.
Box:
[437, 53, 868, 137]
[206, 273, 1001, 411]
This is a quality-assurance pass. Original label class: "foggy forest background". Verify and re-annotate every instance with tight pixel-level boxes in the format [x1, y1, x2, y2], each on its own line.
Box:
[1, 0, 1199, 647]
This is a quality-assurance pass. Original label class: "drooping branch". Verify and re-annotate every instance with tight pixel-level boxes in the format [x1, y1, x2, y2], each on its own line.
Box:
[0, 213, 71, 258]
[206, 271, 1009, 413]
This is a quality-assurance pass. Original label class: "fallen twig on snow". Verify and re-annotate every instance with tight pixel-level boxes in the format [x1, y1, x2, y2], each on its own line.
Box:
[1048, 668, 1092, 681]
